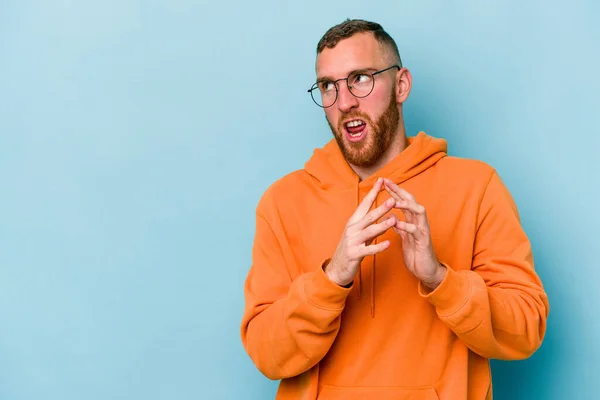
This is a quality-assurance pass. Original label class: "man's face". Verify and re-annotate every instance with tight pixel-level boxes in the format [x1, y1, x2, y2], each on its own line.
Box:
[315, 33, 399, 168]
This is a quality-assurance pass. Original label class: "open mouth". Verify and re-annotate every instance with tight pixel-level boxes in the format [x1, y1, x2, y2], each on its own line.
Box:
[343, 119, 367, 142]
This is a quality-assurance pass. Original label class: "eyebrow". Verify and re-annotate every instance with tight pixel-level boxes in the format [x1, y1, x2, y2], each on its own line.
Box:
[316, 67, 378, 82]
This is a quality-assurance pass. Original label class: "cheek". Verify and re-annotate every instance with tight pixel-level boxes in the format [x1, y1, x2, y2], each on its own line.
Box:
[324, 109, 339, 126]
[369, 88, 391, 109]
[362, 93, 391, 120]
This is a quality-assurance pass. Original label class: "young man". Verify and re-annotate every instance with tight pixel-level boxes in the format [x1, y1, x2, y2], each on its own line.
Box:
[240, 19, 549, 400]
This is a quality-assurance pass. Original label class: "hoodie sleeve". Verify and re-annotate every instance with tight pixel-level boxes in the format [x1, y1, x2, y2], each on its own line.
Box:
[240, 200, 352, 380]
[419, 170, 549, 360]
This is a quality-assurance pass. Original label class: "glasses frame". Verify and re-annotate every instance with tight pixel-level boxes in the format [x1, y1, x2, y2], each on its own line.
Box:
[307, 64, 401, 108]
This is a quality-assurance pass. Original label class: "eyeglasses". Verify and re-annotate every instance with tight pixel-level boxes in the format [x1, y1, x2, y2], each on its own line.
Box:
[307, 65, 401, 108]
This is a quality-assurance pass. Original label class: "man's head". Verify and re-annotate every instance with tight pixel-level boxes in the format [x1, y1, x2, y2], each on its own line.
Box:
[312, 19, 411, 169]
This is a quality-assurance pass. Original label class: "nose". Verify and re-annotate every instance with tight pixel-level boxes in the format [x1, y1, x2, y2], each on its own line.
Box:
[336, 81, 359, 113]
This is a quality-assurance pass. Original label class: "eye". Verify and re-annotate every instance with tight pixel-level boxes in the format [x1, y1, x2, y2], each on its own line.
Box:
[352, 73, 371, 85]
[320, 81, 335, 92]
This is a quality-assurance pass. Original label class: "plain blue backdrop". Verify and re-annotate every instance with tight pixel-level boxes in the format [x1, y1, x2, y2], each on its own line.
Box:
[0, 1, 598, 399]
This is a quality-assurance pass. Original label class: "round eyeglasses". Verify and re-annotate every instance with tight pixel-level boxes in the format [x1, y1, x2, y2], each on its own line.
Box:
[307, 65, 400, 108]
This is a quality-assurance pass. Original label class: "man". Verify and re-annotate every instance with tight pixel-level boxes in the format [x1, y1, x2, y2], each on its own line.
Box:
[240, 19, 549, 400]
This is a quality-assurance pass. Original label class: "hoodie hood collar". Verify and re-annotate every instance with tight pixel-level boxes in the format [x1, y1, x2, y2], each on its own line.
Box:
[304, 131, 448, 188]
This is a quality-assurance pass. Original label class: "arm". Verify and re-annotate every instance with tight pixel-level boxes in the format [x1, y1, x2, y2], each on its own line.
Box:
[240, 210, 351, 380]
[420, 170, 549, 360]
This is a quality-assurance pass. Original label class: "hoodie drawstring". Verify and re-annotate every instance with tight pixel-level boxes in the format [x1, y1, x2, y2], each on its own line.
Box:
[355, 178, 362, 300]
[356, 176, 376, 318]
[371, 196, 376, 319]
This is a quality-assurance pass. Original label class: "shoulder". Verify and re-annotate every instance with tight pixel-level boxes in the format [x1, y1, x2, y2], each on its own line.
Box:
[255, 169, 310, 218]
[435, 156, 498, 188]
[434, 156, 518, 213]
[438, 156, 495, 176]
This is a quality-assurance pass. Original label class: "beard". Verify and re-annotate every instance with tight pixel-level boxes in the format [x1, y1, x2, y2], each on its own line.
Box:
[327, 89, 400, 168]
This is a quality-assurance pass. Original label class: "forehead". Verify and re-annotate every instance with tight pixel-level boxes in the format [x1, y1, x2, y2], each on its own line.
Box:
[316, 32, 385, 80]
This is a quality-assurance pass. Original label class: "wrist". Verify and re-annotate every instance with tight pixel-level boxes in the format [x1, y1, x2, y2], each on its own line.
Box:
[323, 259, 352, 288]
[422, 263, 447, 291]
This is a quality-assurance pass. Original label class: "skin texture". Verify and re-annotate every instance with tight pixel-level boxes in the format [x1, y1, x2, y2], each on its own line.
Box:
[317, 32, 446, 290]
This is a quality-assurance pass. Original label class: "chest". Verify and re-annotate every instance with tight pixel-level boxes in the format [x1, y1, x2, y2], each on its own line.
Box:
[288, 179, 478, 280]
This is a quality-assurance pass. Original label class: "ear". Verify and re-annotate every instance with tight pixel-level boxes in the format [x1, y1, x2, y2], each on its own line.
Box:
[395, 67, 412, 104]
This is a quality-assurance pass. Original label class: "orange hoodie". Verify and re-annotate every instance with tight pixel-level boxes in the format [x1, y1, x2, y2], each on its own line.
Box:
[241, 132, 549, 400]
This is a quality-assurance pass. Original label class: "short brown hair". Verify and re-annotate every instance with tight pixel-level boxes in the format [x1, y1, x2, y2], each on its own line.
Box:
[316, 19, 402, 67]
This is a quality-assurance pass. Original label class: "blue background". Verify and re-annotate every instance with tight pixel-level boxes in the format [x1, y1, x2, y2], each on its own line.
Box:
[1, 1, 598, 399]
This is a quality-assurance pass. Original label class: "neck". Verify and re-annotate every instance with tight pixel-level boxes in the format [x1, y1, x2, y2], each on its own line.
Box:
[351, 125, 409, 181]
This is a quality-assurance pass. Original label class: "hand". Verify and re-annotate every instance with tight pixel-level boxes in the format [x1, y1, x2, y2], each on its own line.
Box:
[325, 177, 398, 287]
[383, 178, 446, 290]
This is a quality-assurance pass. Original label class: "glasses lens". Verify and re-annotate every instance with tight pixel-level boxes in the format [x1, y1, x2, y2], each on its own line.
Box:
[310, 82, 336, 108]
[348, 72, 374, 98]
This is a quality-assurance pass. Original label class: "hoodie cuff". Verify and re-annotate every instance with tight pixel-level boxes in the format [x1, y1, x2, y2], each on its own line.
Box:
[303, 259, 353, 311]
[418, 263, 471, 316]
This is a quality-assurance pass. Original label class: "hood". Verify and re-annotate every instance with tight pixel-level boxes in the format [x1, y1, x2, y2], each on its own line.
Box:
[303, 131, 448, 317]
[305, 131, 447, 189]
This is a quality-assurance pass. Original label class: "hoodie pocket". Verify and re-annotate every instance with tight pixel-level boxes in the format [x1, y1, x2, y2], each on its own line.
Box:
[317, 385, 440, 400]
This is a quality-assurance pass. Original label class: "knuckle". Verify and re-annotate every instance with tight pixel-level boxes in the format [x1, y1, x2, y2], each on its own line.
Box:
[344, 231, 354, 243]
[366, 213, 376, 224]
[375, 220, 388, 231]
[362, 227, 374, 241]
